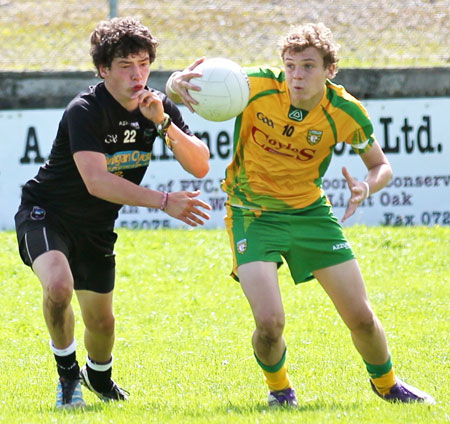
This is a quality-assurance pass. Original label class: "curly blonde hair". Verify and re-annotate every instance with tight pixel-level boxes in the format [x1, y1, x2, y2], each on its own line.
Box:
[90, 17, 159, 75]
[278, 23, 340, 76]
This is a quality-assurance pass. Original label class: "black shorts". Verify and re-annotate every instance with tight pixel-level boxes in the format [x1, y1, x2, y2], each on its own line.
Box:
[15, 203, 117, 293]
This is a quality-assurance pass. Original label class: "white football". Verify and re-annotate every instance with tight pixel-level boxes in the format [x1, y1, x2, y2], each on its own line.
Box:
[189, 58, 250, 122]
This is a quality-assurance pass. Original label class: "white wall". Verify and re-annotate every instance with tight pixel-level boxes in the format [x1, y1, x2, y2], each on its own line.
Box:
[1, 98, 449, 230]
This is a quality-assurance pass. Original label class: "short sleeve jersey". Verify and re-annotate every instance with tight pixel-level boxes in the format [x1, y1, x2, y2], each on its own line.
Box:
[21, 82, 193, 228]
[221, 66, 375, 211]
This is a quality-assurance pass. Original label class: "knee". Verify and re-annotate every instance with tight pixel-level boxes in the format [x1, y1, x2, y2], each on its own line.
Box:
[255, 313, 285, 343]
[348, 311, 378, 335]
[44, 277, 73, 309]
[86, 313, 115, 336]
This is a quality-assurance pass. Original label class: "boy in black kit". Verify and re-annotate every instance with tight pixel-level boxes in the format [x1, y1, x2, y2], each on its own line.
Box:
[15, 17, 211, 408]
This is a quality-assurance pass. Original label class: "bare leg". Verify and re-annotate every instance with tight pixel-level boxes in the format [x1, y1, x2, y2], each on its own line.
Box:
[313, 259, 389, 364]
[32, 251, 75, 349]
[76, 290, 115, 363]
[238, 261, 286, 366]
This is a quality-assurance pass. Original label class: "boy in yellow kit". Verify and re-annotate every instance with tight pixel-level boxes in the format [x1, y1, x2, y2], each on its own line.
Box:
[166, 23, 435, 407]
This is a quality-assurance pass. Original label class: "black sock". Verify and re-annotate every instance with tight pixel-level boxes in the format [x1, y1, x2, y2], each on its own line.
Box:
[86, 363, 113, 392]
[54, 352, 80, 380]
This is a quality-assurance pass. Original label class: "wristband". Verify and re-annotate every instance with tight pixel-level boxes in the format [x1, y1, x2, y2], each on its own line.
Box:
[160, 191, 169, 211]
[164, 134, 175, 151]
[166, 71, 181, 97]
[156, 113, 172, 139]
[362, 181, 370, 199]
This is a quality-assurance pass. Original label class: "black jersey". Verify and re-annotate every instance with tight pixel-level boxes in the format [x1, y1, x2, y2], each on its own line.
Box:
[20, 82, 193, 228]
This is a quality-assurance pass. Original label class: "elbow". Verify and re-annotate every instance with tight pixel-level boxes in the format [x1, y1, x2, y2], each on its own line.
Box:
[83, 177, 104, 198]
[385, 163, 393, 182]
[189, 144, 210, 178]
[192, 161, 210, 179]
[85, 184, 101, 198]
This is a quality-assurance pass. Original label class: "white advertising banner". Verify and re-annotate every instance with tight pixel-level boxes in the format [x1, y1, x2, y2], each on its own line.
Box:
[1, 98, 449, 231]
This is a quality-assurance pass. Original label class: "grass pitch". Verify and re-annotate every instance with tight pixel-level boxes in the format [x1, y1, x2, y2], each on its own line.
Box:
[0, 226, 449, 423]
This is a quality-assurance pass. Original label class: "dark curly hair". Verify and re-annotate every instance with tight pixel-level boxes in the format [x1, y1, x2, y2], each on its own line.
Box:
[90, 17, 159, 75]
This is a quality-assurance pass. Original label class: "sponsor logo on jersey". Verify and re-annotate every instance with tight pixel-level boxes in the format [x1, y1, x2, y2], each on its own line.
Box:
[105, 134, 118, 144]
[236, 238, 248, 254]
[332, 242, 351, 251]
[256, 112, 274, 128]
[288, 109, 304, 122]
[251, 126, 316, 161]
[306, 130, 323, 146]
[106, 150, 151, 172]
[119, 121, 129, 126]
[130, 122, 140, 129]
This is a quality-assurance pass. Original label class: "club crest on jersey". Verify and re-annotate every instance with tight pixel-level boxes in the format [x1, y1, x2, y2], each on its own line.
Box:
[288, 109, 304, 122]
[306, 130, 323, 145]
[236, 238, 248, 254]
[30, 206, 46, 221]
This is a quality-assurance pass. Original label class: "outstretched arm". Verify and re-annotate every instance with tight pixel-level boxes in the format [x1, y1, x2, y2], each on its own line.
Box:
[342, 140, 392, 222]
[73, 151, 211, 227]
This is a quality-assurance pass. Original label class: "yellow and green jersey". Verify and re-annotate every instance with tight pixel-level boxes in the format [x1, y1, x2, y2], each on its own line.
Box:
[221, 66, 375, 211]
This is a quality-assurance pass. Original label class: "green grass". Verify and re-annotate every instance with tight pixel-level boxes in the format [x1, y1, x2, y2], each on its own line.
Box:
[0, 226, 449, 423]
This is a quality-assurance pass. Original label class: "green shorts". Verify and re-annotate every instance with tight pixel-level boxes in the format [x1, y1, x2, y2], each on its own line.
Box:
[224, 195, 355, 284]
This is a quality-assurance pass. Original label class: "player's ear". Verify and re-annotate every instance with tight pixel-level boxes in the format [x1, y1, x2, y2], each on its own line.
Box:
[99, 64, 109, 79]
[327, 63, 337, 79]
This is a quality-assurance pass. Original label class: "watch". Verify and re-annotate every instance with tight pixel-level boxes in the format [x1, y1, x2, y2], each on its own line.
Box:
[156, 113, 172, 138]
